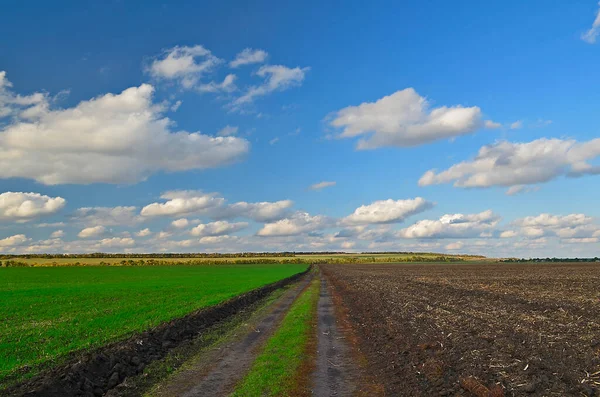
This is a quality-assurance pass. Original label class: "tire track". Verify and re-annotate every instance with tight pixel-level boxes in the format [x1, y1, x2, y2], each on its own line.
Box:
[312, 272, 357, 396]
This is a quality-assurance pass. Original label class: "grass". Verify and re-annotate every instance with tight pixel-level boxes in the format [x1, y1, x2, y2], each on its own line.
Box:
[230, 276, 319, 397]
[0, 264, 307, 389]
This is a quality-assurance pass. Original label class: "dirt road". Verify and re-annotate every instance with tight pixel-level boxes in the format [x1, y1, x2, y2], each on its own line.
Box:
[312, 273, 357, 396]
[151, 273, 314, 397]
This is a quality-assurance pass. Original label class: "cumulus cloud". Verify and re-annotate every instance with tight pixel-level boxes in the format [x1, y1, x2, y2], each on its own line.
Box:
[0, 78, 249, 185]
[74, 206, 141, 226]
[257, 211, 332, 237]
[500, 230, 517, 238]
[309, 181, 336, 191]
[135, 228, 152, 237]
[230, 48, 268, 68]
[334, 226, 367, 238]
[141, 191, 225, 217]
[214, 200, 293, 222]
[343, 197, 433, 225]
[50, 230, 65, 238]
[419, 138, 600, 192]
[190, 221, 248, 237]
[171, 218, 190, 229]
[0, 234, 30, 248]
[148, 45, 222, 89]
[217, 125, 239, 136]
[329, 88, 488, 149]
[233, 64, 309, 108]
[78, 225, 106, 238]
[397, 210, 500, 239]
[513, 213, 592, 228]
[198, 235, 239, 245]
[582, 3, 600, 44]
[510, 213, 600, 242]
[98, 237, 135, 247]
[0, 192, 66, 222]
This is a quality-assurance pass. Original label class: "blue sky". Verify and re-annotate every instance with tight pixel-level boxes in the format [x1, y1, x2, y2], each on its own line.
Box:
[1, 0, 600, 257]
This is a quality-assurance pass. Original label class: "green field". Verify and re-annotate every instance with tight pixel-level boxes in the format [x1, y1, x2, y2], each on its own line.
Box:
[0, 264, 307, 388]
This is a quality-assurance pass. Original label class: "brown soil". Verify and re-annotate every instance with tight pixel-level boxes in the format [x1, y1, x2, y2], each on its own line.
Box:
[5, 267, 310, 397]
[321, 262, 600, 397]
[312, 272, 359, 396]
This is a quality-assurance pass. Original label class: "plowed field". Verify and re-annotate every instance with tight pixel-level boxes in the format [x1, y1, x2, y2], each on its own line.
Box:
[322, 263, 600, 396]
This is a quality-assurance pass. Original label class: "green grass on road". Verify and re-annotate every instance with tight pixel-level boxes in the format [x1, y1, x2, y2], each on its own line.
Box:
[231, 277, 319, 397]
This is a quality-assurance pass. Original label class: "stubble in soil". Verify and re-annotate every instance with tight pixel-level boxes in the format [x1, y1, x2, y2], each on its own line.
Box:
[322, 262, 600, 397]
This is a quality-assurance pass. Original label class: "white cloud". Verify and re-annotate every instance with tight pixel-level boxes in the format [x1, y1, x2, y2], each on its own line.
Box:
[582, 3, 600, 44]
[190, 221, 248, 237]
[269, 137, 279, 145]
[78, 225, 106, 238]
[500, 230, 517, 238]
[233, 64, 309, 108]
[135, 228, 152, 237]
[309, 181, 336, 191]
[343, 197, 433, 225]
[505, 185, 540, 196]
[0, 71, 49, 119]
[198, 235, 239, 244]
[484, 120, 502, 129]
[513, 213, 592, 228]
[170, 100, 182, 111]
[215, 200, 293, 222]
[509, 120, 523, 130]
[257, 211, 332, 237]
[445, 241, 464, 250]
[217, 125, 239, 136]
[74, 206, 141, 226]
[0, 192, 66, 222]
[171, 218, 190, 228]
[419, 138, 600, 191]
[0, 79, 249, 185]
[509, 213, 600, 243]
[398, 210, 500, 239]
[0, 234, 30, 248]
[148, 45, 222, 89]
[230, 48, 268, 68]
[197, 74, 237, 93]
[50, 230, 65, 238]
[334, 226, 367, 238]
[156, 231, 173, 240]
[329, 88, 486, 149]
[141, 190, 225, 217]
[98, 237, 135, 247]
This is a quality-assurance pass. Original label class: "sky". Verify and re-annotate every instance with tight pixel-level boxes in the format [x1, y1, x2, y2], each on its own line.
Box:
[1, 0, 600, 258]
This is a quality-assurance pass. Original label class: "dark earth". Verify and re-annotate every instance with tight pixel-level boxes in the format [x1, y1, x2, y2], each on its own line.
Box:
[321, 262, 600, 397]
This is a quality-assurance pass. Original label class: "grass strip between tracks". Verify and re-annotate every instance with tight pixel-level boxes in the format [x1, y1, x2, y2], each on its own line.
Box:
[230, 275, 319, 397]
